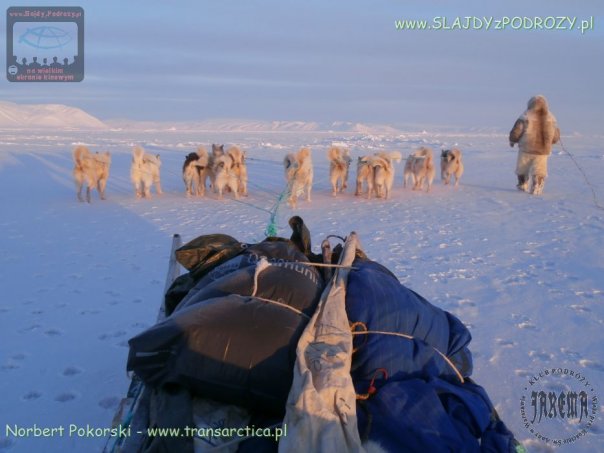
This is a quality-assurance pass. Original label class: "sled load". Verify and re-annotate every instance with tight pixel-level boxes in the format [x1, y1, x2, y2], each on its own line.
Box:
[107, 217, 522, 453]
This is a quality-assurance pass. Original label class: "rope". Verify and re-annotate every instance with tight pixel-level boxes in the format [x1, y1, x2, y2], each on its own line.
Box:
[351, 329, 465, 384]
[558, 137, 604, 211]
[356, 368, 389, 401]
[251, 258, 270, 297]
[252, 296, 311, 319]
[265, 183, 291, 237]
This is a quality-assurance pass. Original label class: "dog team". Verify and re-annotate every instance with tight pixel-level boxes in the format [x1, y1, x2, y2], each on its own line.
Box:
[71, 142, 464, 205]
[72, 95, 560, 203]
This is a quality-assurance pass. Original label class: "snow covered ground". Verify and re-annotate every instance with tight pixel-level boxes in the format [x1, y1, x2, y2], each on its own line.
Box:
[0, 127, 603, 452]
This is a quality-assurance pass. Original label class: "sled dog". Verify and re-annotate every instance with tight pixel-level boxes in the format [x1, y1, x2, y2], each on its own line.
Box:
[131, 146, 162, 199]
[356, 152, 401, 199]
[208, 144, 225, 192]
[372, 151, 402, 199]
[404, 147, 435, 192]
[213, 154, 239, 199]
[355, 156, 374, 198]
[440, 148, 464, 186]
[183, 146, 210, 196]
[327, 146, 352, 196]
[283, 147, 313, 208]
[226, 146, 248, 196]
[72, 145, 111, 203]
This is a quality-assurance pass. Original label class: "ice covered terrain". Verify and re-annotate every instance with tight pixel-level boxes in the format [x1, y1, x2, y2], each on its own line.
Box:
[0, 125, 603, 452]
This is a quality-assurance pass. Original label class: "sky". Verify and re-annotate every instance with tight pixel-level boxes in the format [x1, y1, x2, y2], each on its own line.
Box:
[1, 0, 603, 133]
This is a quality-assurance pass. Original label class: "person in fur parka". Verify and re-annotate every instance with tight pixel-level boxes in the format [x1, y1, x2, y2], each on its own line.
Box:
[509, 95, 560, 195]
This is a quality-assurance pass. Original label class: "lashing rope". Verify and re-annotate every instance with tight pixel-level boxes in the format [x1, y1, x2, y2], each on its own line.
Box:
[350, 323, 465, 384]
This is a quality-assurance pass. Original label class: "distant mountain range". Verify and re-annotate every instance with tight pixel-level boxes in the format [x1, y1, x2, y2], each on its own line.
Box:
[104, 118, 404, 134]
[0, 100, 508, 135]
[0, 101, 108, 129]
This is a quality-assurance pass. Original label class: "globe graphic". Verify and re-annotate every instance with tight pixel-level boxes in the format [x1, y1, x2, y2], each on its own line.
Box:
[19, 26, 73, 50]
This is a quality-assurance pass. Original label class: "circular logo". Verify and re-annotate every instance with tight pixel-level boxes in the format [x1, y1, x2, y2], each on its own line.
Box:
[519, 367, 599, 447]
[8, 65, 18, 75]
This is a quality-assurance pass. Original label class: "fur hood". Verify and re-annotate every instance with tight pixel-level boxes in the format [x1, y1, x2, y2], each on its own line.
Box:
[509, 95, 560, 155]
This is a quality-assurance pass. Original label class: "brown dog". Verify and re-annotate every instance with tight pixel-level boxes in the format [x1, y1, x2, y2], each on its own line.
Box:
[72, 145, 111, 203]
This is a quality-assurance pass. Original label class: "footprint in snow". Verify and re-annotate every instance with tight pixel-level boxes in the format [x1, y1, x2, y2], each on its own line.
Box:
[19, 324, 41, 333]
[569, 304, 591, 314]
[44, 329, 62, 337]
[55, 392, 77, 403]
[516, 321, 537, 330]
[560, 347, 581, 359]
[62, 366, 82, 377]
[579, 359, 604, 372]
[496, 339, 516, 348]
[528, 350, 553, 361]
[1, 363, 19, 371]
[22, 390, 42, 401]
[99, 330, 126, 341]
[98, 396, 120, 410]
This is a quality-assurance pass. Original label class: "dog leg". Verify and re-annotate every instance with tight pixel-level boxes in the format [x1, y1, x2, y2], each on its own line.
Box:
[98, 178, 107, 200]
[355, 179, 362, 196]
[86, 186, 92, 203]
[155, 180, 162, 196]
[76, 182, 84, 202]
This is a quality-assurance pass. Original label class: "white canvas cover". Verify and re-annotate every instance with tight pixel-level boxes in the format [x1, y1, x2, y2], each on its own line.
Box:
[279, 233, 365, 453]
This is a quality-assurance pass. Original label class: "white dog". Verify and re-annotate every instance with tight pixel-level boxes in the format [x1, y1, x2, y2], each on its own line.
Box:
[371, 151, 402, 199]
[327, 146, 352, 196]
[183, 146, 210, 197]
[72, 145, 111, 203]
[226, 146, 248, 196]
[208, 144, 225, 192]
[213, 154, 239, 199]
[284, 147, 313, 208]
[440, 148, 464, 187]
[131, 146, 162, 199]
[355, 156, 374, 198]
[404, 147, 435, 192]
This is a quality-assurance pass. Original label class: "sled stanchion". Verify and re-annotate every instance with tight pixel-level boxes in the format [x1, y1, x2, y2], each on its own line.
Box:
[104, 234, 183, 453]
[157, 234, 183, 322]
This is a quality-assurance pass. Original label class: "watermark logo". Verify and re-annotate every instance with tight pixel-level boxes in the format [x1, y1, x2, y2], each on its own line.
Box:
[6, 6, 84, 82]
[519, 367, 599, 446]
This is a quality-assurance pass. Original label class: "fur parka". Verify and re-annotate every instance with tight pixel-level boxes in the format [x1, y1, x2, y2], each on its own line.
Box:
[509, 95, 560, 155]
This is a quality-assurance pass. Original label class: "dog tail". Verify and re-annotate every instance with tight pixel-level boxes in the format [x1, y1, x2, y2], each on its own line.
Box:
[95, 151, 112, 165]
[132, 146, 145, 165]
[297, 147, 311, 162]
[196, 146, 208, 159]
[327, 146, 341, 162]
[387, 151, 403, 163]
[73, 145, 90, 169]
[283, 153, 295, 170]
[450, 148, 462, 161]
[227, 145, 244, 164]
